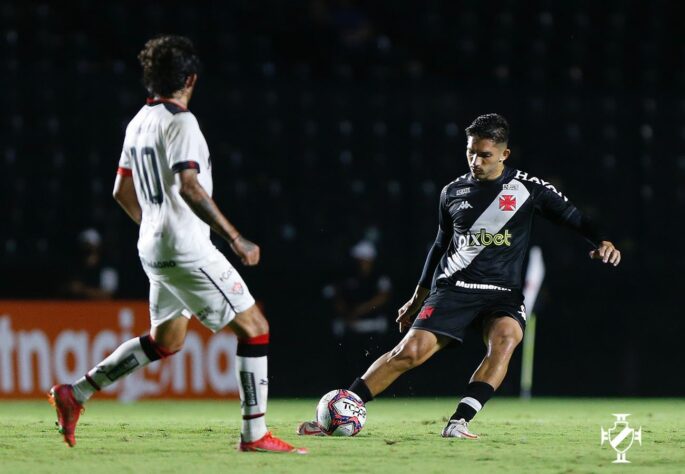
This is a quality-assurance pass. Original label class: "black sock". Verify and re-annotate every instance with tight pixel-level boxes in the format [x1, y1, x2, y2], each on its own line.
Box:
[348, 377, 374, 403]
[451, 381, 495, 422]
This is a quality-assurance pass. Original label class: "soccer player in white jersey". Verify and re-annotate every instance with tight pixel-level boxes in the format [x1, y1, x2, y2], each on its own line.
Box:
[49, 35, 307, 454]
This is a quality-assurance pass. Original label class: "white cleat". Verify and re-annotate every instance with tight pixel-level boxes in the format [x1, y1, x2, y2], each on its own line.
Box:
[441, 418, 479, 439]
[297, 421, 326, 436]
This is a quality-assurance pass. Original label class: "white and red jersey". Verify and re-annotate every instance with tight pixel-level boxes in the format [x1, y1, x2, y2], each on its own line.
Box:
[118, 98, 216, 273]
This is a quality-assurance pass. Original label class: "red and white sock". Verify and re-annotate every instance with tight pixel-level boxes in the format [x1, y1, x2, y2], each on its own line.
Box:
[72, 335, 175, 404]
[236, 334, 269, 442]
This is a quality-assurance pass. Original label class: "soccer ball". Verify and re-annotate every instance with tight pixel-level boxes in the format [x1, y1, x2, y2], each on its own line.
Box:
[316, 389, 367, 436]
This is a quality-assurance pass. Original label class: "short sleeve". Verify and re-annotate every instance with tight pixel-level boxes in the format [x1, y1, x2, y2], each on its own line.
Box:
[117, 147, 132, 176]
[165, 113, 205, 173]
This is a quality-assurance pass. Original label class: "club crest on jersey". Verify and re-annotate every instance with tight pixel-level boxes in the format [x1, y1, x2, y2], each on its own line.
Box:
[499, 195, 517, 211]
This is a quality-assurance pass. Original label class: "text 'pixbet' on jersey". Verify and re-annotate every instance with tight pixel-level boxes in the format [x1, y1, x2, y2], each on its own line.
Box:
[421, 167, 606, 293]
[457, 229, 512, 249]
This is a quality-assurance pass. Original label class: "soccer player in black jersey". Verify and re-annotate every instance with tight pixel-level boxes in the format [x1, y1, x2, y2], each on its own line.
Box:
[299, 113, 620, 438]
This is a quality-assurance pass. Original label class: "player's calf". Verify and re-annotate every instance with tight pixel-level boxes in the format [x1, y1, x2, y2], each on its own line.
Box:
[70, 334, 179, 404]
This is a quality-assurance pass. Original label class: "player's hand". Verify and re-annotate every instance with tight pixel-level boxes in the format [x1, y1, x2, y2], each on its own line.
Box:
[396, 298, 423, 333]
[231, 236, 260, 266]
[589, 240, 621, 267]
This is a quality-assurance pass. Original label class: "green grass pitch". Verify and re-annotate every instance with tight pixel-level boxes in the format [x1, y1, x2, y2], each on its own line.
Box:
[1, 398, 683, 473]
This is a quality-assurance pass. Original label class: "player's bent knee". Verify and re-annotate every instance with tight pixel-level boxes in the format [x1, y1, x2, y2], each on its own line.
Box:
[150, 316, 189, 353]
[142, 334, 181, 360]
[255, 312, 269, 335]
[149, 331, 185, 354]
[389, 340, 427, 370]
[496, 328, 522, 343]
[491, 333, 521, 351]
[488, 332, 522, 360]
[231, 305, 269, 338]
[489, 319, 523, 345]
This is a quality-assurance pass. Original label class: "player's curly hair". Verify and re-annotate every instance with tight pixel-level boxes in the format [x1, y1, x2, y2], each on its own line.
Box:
[465, 113, 510, 144]
[138, 35, 200, 97]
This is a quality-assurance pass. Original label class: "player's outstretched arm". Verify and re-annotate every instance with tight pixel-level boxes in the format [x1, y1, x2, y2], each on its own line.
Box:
[589, 240, 621, 266]
[177, 169, 260, 266]
[113, 174, 142, 225]
[531, 180, 621, 268]
[396, 286, 430, 332]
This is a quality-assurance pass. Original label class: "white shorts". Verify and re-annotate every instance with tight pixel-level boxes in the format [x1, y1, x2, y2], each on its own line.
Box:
[146, 252, 256, 332]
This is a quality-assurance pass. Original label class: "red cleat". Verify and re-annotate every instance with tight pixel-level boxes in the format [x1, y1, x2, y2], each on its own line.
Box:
[48, 384, 84, 447]
[238, 432, 308, 454]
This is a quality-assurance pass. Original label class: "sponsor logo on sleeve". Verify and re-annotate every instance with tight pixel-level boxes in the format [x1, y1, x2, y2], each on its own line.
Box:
[514, 170, 568, 201]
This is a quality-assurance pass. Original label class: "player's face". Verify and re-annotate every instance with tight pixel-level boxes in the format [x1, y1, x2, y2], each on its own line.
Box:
[466, 137, 510, 181]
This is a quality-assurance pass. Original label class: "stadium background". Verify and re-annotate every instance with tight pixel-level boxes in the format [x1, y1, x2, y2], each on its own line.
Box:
[1, 0, 682, 399]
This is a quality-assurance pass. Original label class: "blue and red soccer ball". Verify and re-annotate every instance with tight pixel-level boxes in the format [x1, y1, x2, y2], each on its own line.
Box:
[316, 389, 367, 436]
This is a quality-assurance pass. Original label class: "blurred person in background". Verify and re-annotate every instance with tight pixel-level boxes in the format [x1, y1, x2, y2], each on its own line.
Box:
[326, 240, 392, 381]
[63, 228, 119, 300]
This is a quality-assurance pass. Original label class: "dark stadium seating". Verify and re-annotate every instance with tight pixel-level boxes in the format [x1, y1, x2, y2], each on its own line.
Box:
[3, 0, 682, 395]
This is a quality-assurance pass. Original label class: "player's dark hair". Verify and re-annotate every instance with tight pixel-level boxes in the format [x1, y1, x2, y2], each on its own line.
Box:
[465, 113, 510, 144]
[138, 35, 200, 97]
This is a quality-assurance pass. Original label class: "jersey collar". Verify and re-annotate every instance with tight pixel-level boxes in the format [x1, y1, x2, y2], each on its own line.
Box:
[146, 97, 188, 111]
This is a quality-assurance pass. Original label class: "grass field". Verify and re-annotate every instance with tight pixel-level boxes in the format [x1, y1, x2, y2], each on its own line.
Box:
[0, 398, 683, 473]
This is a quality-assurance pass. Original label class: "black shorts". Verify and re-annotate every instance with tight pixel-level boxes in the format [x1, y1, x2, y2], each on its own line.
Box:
[411, 287, 526, 343]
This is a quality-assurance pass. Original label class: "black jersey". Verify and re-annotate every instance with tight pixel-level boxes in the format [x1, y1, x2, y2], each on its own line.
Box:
[418, 167, 605, 293]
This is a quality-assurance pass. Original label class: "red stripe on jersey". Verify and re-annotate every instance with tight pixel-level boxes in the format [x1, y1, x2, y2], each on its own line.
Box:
[117, 167, 133, 177]
[239, 334, 270, 345]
